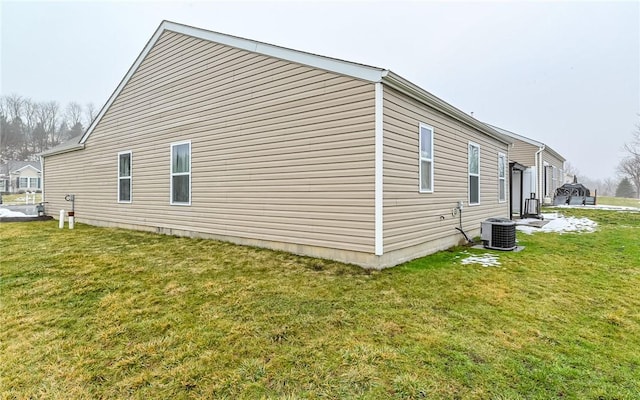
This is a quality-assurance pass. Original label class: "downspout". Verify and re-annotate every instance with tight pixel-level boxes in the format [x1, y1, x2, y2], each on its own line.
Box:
[534, 145, 545, 199]
[40, 155, 45, 203]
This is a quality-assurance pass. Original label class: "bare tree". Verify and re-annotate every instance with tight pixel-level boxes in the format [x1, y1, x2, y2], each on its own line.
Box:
[85, 102, 96, 127]
[617, 119, 640, 198]
[601, 177, 618, 197]
[563, 161, 579, 183]
[34, 101, 60, 149]
[4, 93, 24, 121]
[65, 102, 83, 128]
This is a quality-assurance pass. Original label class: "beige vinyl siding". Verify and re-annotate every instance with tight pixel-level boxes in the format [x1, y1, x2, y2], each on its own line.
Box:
[542, 151, 565, 197]
[509, 138, 539, 167]
[44, 31, 376, 254]
[383, 86, 509, 253]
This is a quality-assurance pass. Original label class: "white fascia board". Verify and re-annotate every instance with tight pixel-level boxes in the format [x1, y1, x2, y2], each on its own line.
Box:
[12, 165, 41, 174]
[374, 83, 384, 256]
[165, 21, 386, 82]
[487, 124, 543, 148]
[79, 21, 386, 146]
[39, 143, 85, 158]
[488, 124, 566, 163]
[382, 72, 512, 146]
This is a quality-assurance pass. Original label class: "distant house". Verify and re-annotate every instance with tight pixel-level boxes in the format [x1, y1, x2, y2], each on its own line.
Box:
[0, 161, 42, 193]
[488, 125, 566, 216]
[41, 21, 512, 268]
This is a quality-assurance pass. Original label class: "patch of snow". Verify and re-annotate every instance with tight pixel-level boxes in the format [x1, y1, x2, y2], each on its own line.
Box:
[0, 208, 28, 218]
[460, 251, 501, 267]
[517, 213, 597, 235]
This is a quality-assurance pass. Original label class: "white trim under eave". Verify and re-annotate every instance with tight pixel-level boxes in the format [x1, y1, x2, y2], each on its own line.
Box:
[166, 21, 385, 82]
[374, 83, 384, 256]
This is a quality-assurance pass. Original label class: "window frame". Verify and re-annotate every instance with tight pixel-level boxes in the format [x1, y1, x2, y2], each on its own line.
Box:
[170, 140, 192, 206]
[418, 123, 434, 193]
[117, 150, 132, 203]
[468, 142, 481, 206]
[19, 177, 28, 188]
[31, 177, 41, 189]
[498, 152, 507, 203]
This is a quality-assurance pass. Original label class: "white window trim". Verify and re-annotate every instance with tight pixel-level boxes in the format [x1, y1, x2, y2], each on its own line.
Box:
[170, 140, 192, 206]
[419, 123, 434, 193]
[118, 150, 132, 203]
[498, 152, 507, 203]
[468, 142, 481, 206]
[31, 177, 41, 189]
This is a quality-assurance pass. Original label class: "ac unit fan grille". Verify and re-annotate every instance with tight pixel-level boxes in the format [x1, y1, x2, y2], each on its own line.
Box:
[491, 224, 516, 249]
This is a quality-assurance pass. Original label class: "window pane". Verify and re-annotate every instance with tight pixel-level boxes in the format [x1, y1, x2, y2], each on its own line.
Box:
[119, 154, 131, 177]
[173, 144, 190, 173]
[470, 175, 479, 204]
[498, 156, 505, 178]
[469, 145, 479, 174]
[19, 177, 28, 187]
[420, 127, 432, 160]
[172, 175, 189, 203]
[420, 160, 432, 191]
[499, 179, 506, 201]
[119, 178, 131, 201]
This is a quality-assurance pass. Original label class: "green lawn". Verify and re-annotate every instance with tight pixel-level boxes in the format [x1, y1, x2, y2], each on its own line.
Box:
[2, 209, 639, 399]
[597, 196, 640, 208]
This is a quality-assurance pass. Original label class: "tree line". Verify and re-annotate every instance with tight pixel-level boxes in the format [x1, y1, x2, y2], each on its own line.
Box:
[0, 94, 96, 161]
[1, 93, 638, 198]
[574, 119, 640, 199]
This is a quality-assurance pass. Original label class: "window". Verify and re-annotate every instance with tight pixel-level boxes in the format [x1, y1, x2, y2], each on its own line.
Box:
[171, 141, 191, 205]
[31, 177, 41, 189]
[419, 123, 434, 192]
[118, 151, 132, 203]
[19, 177, 28, 188]
[498, 153, 507, 202]
[469, 142, 480, 205]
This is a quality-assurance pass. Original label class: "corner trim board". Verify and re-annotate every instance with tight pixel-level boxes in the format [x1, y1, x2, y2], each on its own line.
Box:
[374, 82, 384, 256]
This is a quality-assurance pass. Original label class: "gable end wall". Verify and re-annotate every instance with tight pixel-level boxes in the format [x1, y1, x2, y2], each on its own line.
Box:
[43, 31, 377, 263]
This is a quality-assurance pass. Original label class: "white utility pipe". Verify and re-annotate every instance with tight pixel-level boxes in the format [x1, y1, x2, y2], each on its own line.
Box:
[59, 210, 65, 229]
[69, 216, 75, 230]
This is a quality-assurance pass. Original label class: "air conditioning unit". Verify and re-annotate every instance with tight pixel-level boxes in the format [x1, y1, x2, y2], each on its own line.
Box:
[481, 218, 517, 251]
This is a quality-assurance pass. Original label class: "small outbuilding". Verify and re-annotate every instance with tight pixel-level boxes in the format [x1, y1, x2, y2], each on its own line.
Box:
[42, 21, 513, 268]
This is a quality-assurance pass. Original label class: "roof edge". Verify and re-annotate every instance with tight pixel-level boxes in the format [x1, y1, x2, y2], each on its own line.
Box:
[40, 143, 85, 158]
[79, 20, 386, 145]
[382, 72, 513, 146]
[12, 164, 41, 173]
[487, 123, 566, 163]
[164, 21, 386, 82]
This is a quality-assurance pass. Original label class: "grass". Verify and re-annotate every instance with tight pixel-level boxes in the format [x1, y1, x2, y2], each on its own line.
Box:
[597, 196, 640, 208]
[1, 208, 639, 399]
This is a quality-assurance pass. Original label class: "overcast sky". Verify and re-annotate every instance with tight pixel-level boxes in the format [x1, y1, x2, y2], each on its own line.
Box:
[2, 1, 638, 180]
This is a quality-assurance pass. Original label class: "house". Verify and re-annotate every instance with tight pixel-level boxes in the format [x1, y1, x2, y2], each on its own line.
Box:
[488, 124, 566, 217]
[0, 161, 42, 193]
[41, 21, 512, 269]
